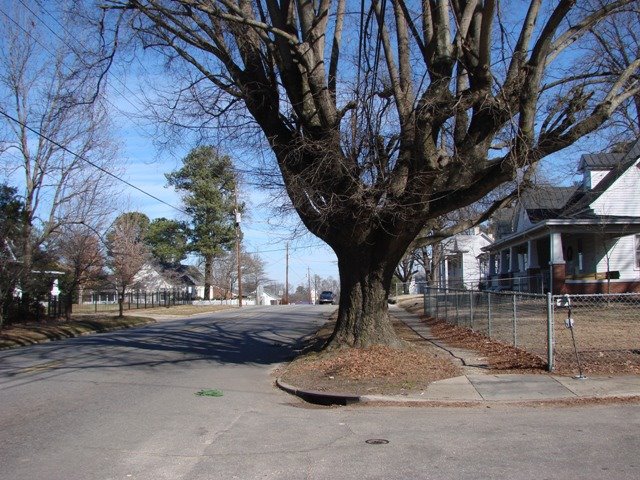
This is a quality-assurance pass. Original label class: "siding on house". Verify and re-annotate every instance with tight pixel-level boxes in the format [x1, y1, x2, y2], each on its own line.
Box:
[517, 205, 533, 232]
[592, 159, 640, 217]
[596, 235, 639, 279]
[134, 264, 173, 290]
[586, 170, 611, 189]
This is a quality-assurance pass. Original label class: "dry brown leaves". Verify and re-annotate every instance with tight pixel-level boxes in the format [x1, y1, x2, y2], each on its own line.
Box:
[423, 316, 548, 372]
[279, 319, 461, 395]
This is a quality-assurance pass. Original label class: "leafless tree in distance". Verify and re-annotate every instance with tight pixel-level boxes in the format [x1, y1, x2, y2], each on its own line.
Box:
[0, 3, 120, 298]
[107, 213, 150, 317]
[54, 225, 106, 319]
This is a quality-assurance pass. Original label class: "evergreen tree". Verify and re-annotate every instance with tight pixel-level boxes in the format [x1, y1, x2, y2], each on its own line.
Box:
[166, 146, 238, 300]
[146, 218, 189, 265]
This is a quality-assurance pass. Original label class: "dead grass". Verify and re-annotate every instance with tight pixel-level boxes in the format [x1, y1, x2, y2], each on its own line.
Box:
[401, 294, 640, 376]
[422, 316, 548, 372]
[0, 315, 155, 349]
[72, 303, 234, 316]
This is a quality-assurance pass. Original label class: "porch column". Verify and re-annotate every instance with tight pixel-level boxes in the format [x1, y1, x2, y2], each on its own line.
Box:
[442, 257, 449, 289]
[499, 249, 510, 289]
[509, 246, 517, 273]
[489, 253, 497, 275]
[527, 240, 539, 268]
[500, 250, 509, 274]
[549, 230, 566, 294]
[527, 240, 541, 292]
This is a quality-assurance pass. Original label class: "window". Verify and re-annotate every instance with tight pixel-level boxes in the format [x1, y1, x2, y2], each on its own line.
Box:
[636, 235, 640, 269]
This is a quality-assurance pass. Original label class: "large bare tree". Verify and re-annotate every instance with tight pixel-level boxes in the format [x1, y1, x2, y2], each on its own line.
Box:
[586, 0, 640, 144]
[103, 1, 640, 348]
[0, 2, 119, 296]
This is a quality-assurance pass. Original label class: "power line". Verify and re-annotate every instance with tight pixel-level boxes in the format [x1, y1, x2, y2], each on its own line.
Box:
[0, 108, 187, 215]
[19, 0, 151, 121]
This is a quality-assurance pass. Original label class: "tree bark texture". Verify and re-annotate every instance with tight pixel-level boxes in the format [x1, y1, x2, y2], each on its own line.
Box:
[204, 255, 213, 301]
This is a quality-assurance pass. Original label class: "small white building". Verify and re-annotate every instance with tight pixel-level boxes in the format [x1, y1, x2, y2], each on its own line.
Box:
[436, 229, 493, 290]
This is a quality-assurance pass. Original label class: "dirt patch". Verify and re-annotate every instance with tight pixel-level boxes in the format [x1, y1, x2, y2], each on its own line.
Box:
[552, 314, 640, 375]
[278, 317, 462, 395]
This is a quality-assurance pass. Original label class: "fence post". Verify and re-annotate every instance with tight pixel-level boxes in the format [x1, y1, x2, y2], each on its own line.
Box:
[512, 293, 517, 347]
[488, 292, 492, 338]
[469, 291, 474, 328]
[423, 288, 428, 316]
[444, 289, 448, 321]
[455, 292, 459, 325]
[546, 292, 554, 372]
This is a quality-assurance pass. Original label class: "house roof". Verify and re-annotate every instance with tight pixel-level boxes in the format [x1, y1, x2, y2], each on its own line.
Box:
[489, 138, 640, 245]
[521, 185, 578, 222]
[486, 138, 640, 251]
[578, 152, 625, 171]
[167, 264, 204, 286]
[562, 138, 640, 218]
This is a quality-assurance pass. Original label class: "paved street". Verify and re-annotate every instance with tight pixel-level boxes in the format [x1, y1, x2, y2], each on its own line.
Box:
[1, 305, 638, 480]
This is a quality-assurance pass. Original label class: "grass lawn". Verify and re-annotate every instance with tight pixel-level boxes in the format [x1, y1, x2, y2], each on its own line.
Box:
[0, 303, 236, 350]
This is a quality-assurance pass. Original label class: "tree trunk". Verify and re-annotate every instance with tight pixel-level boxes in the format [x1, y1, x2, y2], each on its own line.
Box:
[327, 248, 403, 349]
[204, 255, 212, 300]
[118, 286, 125, 317]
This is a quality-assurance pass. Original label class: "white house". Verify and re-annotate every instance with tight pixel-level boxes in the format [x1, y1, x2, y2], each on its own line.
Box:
[134, 263, 205, 298]
[484, 139, 640, 294]
[436, 228, 493, 289]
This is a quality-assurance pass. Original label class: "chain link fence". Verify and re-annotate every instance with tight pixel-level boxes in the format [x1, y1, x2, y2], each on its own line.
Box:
[423, 287, 640, 374]
[552, 294, 640, 375]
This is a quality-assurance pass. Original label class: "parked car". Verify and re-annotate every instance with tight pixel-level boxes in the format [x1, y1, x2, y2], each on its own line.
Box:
[318, 291, 336, 305]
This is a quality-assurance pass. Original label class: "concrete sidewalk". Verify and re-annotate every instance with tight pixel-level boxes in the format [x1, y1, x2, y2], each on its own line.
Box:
[277, 306, 640, 405]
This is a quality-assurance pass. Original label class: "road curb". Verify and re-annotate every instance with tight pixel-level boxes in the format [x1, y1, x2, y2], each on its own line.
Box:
[276, 378, 361, 405]
[276, 376, 640, 407]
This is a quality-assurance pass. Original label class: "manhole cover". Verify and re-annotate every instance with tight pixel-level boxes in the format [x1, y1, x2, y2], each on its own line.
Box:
[365, 439, 389, 445]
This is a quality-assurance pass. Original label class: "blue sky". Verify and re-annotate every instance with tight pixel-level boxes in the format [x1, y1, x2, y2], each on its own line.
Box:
[113, 113, 339, 286]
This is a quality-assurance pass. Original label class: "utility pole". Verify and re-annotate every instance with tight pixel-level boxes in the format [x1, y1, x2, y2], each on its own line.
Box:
[234, 183, 242, 308]
[284, 243, 289, 305]
[307, 266, 312, 304]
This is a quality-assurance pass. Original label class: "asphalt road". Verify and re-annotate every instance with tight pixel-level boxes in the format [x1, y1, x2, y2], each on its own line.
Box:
[1, 305, 638, 480]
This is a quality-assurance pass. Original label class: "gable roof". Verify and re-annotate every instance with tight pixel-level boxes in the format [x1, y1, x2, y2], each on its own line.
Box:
[562, 138, 640, 218]
[161, 263, 204, 286]
[578, 152, 625, 171]
[491, 138, 640, 239]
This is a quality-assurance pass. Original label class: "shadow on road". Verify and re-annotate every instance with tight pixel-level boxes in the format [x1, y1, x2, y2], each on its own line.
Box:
[0, 307, 328, 381]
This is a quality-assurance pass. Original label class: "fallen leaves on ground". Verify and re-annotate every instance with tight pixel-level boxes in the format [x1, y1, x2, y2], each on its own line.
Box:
[422, 316, 548, 372]
[279, 318, 462, 395]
